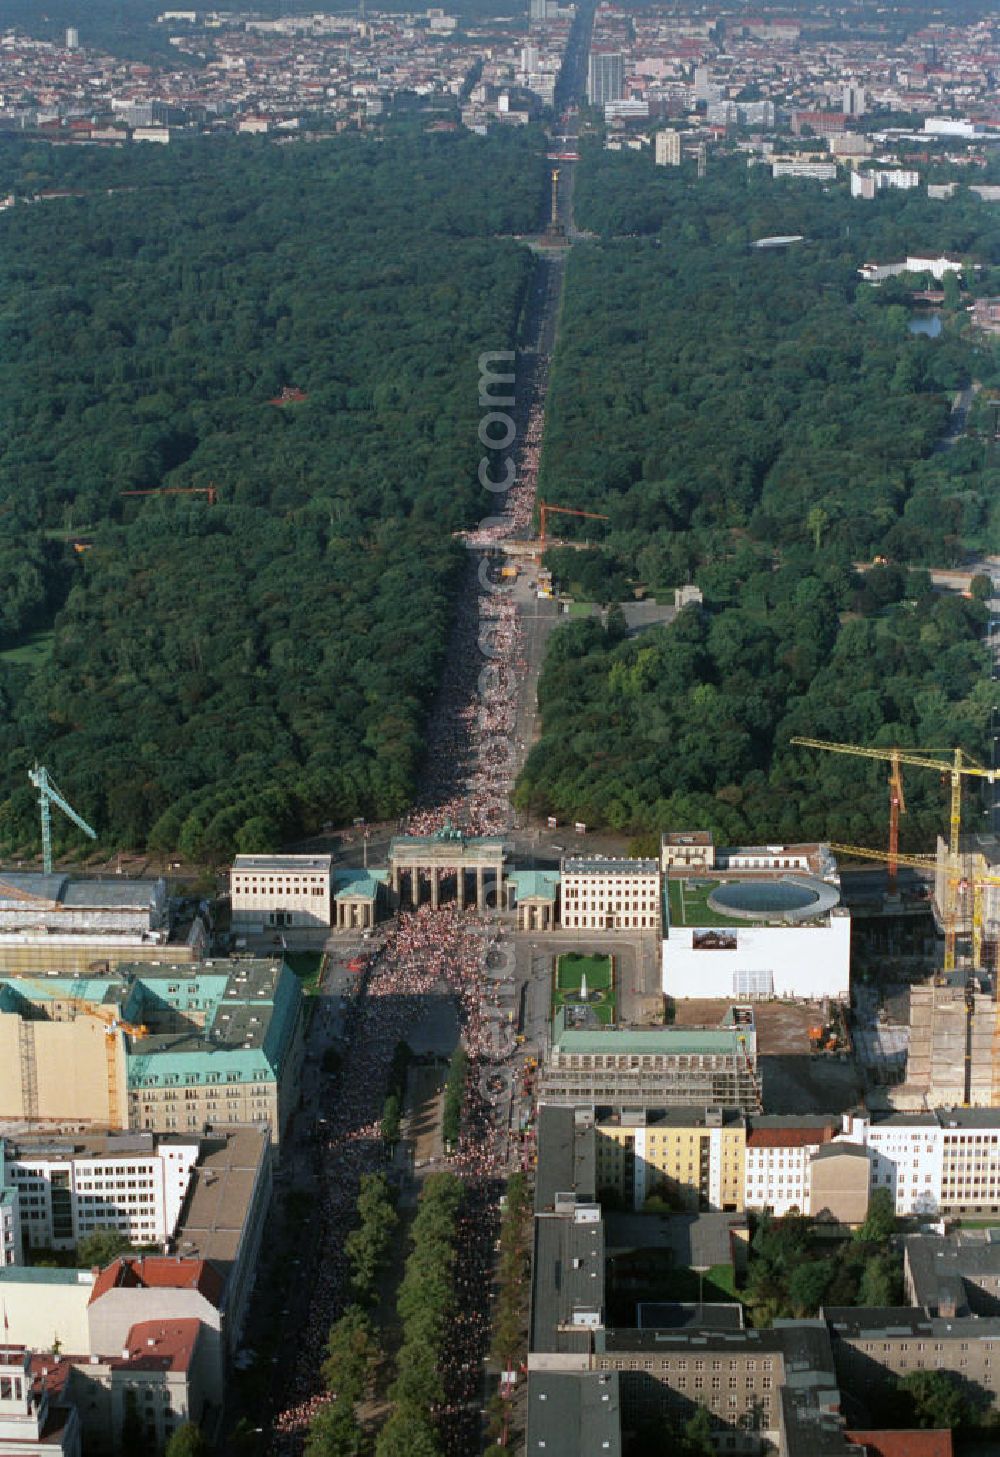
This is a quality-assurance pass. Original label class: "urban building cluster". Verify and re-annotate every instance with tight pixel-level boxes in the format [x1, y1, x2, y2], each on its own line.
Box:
[0, 959, 304, 1140]
[0, 856, 303, 1454]
[527, 1107, 1000, 1456]
[589, 1105, 1000, 1220]
[0, 1123, 270, 1454]
[586, 0, 1000, 222]
[0, 4, 564, 144]
[590, 1, 1000, 128]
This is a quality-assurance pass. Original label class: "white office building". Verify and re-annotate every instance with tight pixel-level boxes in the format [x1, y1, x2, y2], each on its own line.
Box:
[1, 1132, 199, 1258]
[662, 844, 849, 1002]
[836, 1111, 1000, 1218]
[851, 168, 920, 199]
[560, 857, 661, 931]
[772, 160, 837, 181]
[743, 1120, 838, 1216]
[230, 853, 332, 931]
[859, 255, 963, 283]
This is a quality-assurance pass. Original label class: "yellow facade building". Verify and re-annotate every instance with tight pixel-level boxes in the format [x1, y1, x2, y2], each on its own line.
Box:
[596, 1107, 745, 1212]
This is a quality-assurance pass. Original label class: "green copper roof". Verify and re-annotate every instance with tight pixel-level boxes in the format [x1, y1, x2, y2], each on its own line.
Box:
[334, 869, 387, 899]
[0, 1266, 93, 1285]
[0, 975, 126, 1005]
[551, 1008, 743, 1055]
[507, 870, 560, 899]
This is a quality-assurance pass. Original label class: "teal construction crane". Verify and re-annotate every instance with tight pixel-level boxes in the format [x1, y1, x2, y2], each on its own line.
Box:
[27, 766, 97, 875]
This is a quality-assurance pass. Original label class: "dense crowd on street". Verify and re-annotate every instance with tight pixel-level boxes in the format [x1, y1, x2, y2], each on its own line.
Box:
[267, 298, 552, 1455]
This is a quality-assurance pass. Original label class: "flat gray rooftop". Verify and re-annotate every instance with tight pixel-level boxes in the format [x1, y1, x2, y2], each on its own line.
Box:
[562, 857, 658, 875]
[526, 1372, 621, 1457]
[530, 1216, 605, 1356]
[172, 1126, 270, 1277]
[232, 855, 331, 873]
[535, 1106, 595, 1213]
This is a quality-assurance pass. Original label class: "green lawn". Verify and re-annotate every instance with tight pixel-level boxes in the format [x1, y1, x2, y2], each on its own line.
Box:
[0, 630, 54, 668]
[607, 1250, 742, 1323]
[667, 878, 745, 928]
[556, 952, 613, 990]
[553, 953, 616, 1024]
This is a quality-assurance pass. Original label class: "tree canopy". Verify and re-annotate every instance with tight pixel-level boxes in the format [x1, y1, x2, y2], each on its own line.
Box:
[515, 146, 998, 842]
[0, 126, 546, 859]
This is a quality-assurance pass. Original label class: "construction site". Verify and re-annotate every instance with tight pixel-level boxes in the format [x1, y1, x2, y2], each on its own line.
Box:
[791, 737, 1000, 1111]
[0, 959, 305, 1139]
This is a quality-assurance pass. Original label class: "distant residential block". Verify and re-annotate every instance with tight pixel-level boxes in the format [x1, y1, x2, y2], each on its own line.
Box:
[655, 129, 681, 166]
[772, 159, 838, 180]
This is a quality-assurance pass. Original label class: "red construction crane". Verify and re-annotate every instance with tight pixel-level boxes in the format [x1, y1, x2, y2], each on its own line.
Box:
[538, 501, 609, 543]
[121, 486, 217, 505]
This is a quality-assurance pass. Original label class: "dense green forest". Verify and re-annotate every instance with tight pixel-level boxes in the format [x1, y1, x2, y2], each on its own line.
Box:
[514, 148, 1000, 845]
[0, 127, 546, 857]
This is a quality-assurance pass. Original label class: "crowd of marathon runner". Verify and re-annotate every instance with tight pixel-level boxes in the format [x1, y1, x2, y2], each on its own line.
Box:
[406, 362, 547, 840]
[268, 278, 557, 1455]
[271, 910, 513, 1452]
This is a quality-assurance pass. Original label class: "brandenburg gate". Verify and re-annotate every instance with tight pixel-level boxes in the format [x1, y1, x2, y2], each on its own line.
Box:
[388, 827, 507, 912]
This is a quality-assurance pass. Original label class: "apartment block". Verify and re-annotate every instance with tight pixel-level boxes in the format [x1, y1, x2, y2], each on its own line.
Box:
[743, 1118, 837, 1216]
[596, 1107, 745, 1212]
[655, 129, 681, 165]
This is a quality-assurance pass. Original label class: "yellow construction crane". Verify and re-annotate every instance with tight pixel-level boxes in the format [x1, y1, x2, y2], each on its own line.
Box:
[88, 1006, 147, 1127]
[792, 738, 994, 965]
[829, 842, 958, 967]
[790, 738, 994, 859]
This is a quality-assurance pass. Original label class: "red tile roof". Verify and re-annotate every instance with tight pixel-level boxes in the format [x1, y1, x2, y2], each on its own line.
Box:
[113, 1318, 203, 1374]
[29, 1352, 80, 1404]
[89, 1256, 224, 1307]
[845, 1431, 954, 1457]
[746, 1127, 834, 1148]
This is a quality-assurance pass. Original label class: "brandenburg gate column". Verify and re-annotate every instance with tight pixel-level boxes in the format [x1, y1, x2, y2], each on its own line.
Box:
[430, 867, 440, 911]
[411, 867, 421, 908]
[476, 866, 485, 911]
[456, 865, 465, 910]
